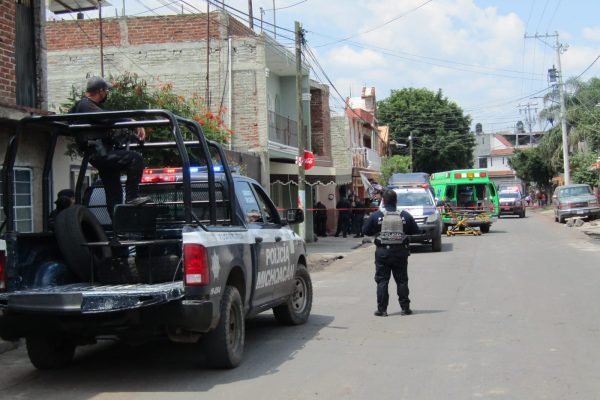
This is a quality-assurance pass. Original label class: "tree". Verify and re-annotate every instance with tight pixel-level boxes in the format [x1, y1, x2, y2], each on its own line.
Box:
[380, 155, 411, 185]
[377, 88, 474, 174]
[536, 77, 600, 182]
[508, 147, 554, 193]
[61, 73, 232, 165]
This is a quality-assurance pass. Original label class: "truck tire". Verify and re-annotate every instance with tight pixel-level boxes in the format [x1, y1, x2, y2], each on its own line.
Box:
[54, 205, 111, 281]
[203, 285, 244, 368]
[431, 235, 442, 252]
[26, 334, 75, 370]
[273, 264, 312, 325]
[480, 224, 490, 234]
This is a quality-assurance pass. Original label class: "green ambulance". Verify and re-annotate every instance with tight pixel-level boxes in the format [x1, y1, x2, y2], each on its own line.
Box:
[430, 169, 500, 233]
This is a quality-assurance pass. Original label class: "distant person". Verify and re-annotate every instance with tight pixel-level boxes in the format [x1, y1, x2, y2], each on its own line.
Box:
[334, 195, 351, 238]
[69, 76, 149, 218]
[49, 189, 75, 228]
[314, 201, 327, 237]
[352, 196, 366, 238]
[363, 189, 419, 317]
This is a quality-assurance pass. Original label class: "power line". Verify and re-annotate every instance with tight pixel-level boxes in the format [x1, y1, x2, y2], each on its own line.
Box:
[312, 0, 434, 48]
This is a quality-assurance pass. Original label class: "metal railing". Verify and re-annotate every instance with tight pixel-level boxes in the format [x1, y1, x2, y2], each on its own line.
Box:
[268, 111, 298, 147]
[352, 147, 381, 170]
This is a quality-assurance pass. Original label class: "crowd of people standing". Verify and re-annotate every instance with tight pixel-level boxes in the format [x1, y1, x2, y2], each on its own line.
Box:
[314, 187, 383, 238]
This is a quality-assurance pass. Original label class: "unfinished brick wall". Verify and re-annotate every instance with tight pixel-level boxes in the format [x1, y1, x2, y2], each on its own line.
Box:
[0, 1, 16, 106]
[310, 86, 332, 160]
[46, 13, 254, 50]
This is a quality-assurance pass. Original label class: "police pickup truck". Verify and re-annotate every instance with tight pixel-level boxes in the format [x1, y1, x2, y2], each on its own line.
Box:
[0, 110, 312, 369]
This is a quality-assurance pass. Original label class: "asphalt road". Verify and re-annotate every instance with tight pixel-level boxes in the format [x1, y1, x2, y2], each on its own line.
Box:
[1, 210, 599, 399]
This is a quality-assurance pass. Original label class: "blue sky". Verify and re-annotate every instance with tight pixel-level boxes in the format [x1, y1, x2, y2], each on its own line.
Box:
[48, 0, 600, 134]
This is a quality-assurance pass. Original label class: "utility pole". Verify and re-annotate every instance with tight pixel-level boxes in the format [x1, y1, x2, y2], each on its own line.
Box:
[525, 32, 570, 184]
[99, 0, 104, 77]
[273, 0, 277, 40]
[295, 21, 305, 240]
[205, 2, 210, 109]
[409, 132, 415, 172]
[518, 102, 538, 147]
[248, 0, 254, 29]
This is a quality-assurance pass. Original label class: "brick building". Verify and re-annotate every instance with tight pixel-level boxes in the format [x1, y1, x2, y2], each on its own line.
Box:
[0, 0, 49, 232]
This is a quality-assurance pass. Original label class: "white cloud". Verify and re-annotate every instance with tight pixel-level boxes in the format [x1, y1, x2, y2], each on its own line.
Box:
[582, 27, 600, 42]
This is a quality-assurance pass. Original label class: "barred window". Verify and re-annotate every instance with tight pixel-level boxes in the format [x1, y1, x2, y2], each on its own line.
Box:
[0, 167, 33, 232]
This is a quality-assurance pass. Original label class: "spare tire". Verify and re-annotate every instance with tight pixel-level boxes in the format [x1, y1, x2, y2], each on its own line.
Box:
[54, 205, 111, 281]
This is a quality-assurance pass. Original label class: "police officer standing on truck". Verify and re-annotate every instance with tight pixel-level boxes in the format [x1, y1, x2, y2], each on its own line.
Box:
[363, 189, 419, 317]
[70, 76, 148, 218]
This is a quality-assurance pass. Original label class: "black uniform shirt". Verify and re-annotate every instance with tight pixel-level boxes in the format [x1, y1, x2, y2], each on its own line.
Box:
[362, 204, 419, 245]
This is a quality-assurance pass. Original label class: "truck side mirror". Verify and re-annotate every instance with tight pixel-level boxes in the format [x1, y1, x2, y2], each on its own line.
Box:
[285, 208, 304, 225]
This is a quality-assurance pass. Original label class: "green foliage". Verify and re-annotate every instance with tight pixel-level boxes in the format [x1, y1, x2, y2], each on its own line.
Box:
[508, 148, 554, 191]
[380, 155, 411, 184]
[62, 73, 232, 164]
[376, 88, 473, 174]
[571, 151, 599, 187]
[532, 76, 600, 188]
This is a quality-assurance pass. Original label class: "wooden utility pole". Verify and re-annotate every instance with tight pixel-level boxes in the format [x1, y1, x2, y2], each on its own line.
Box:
[99, 0, 104, 77]
[205, 2, 210, 108]
[248, 0, 254, 29]
[295, 21, 305, 240]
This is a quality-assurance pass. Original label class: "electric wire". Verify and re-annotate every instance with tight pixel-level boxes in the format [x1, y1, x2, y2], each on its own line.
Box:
[312, 0, 435, 48]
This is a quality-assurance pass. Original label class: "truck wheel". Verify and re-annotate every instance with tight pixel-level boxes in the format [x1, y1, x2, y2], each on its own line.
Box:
[273, 264, 312, 325]
[26, 334, 75, 370]
[558, 214, 565, 224]
[480, 224, 490, 234]
[431, 235, 442, 252]
[54, 205, 111, 281]
[203, 285, 244, 368]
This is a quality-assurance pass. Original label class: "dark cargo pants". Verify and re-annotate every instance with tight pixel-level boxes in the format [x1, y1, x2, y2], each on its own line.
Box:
[89, 149, 144, 218]
[374, 245, 410, 313]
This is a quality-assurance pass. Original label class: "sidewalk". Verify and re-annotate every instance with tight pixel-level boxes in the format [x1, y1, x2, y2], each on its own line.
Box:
[306, 234, 371, 271]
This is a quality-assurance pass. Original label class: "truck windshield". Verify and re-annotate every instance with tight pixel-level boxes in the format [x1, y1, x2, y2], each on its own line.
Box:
[396, 190, 434, 206]
[499, 192, 520, 199]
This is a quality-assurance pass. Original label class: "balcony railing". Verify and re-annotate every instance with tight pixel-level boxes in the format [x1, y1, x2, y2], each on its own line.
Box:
[352, 147, 381, 170]
[268, 111, 298, 147]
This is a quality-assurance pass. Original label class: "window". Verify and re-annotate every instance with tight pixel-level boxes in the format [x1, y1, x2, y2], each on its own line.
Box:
[235, 181, 262, 224]
[478, 157, 488, 168]
[0, 167, 33, 232]
[252, 183, 281, 225]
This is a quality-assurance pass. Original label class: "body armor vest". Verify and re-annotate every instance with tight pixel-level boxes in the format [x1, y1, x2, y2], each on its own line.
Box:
[378, 210, 407, 245]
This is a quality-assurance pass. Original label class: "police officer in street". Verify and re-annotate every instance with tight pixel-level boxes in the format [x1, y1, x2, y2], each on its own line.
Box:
[363, 189, 419, 317]
[70, 76, 148, 218]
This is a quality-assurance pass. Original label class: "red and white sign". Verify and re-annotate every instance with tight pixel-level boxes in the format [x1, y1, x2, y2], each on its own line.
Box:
[303, 150, 315, 170]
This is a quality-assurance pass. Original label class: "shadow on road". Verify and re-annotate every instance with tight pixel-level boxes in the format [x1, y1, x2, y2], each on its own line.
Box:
[409, 242, 453, 253]
[2, 313, 334, 396]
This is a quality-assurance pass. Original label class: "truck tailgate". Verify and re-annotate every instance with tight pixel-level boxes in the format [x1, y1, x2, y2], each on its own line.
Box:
[0, 282, 184, 314]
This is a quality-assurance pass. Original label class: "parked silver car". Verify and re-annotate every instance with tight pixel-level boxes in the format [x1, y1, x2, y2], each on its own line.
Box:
[552, 184, 600, 223]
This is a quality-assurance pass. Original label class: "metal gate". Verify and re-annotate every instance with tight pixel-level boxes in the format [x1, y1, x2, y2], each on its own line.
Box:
[15, 0, 36, 108]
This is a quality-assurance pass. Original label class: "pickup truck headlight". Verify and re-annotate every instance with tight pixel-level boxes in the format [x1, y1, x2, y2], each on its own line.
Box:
[426, 212, 439, 223]
[590, 199, 598, 205]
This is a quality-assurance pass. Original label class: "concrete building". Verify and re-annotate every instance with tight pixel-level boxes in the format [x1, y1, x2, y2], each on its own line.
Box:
[0, 0, 48, 233]
[346, 87, 386, 200]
